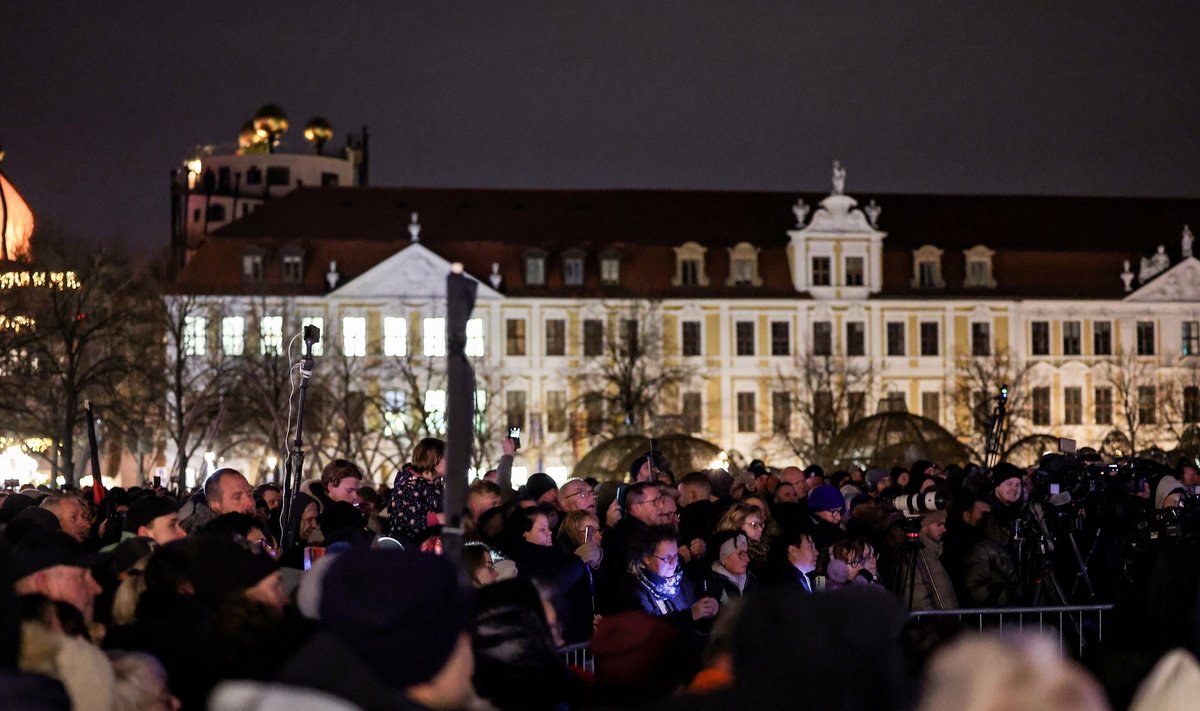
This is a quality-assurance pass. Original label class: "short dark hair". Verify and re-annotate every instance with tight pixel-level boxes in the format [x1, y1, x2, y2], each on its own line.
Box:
[253, 483, 280, 498]
[203, 468, 243, 504]
[321, 459, 364, 488]
[625, 481, 660, 507]
[630, 524, 679, 562]
[679, 471, 713, 494]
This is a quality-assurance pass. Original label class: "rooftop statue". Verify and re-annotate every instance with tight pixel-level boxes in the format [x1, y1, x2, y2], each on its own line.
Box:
[1183, 224, 1194, 259]
[832, 160, 846, 196]
[1138, 244, 1170, 283]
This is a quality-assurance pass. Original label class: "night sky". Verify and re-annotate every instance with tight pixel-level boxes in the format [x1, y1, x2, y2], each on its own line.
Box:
[3, 2, 1199, 253]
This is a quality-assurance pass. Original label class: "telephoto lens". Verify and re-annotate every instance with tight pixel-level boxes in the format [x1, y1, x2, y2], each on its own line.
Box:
[890, 490, 947, 517]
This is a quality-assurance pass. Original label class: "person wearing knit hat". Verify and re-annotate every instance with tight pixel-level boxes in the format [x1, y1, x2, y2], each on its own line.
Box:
[630, 455, 652, 483]
[990, 462, 1025, 507]
[806, 484, 848, 550]
[123, 496, 184, 546]
[523, 472, 560, 509]
[1154, 475, 1186, 510]
[276, 547, 476, 711]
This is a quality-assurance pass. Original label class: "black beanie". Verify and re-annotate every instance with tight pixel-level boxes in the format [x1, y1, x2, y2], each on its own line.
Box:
[990, 462, 1024, 489]
[125, 496, 178, 533]
[524, 472, 558, 502]
[320, 548, 470, 690]
[171, 537, 278, 609]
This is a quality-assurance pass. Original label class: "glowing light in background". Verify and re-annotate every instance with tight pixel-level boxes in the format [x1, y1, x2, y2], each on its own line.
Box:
[0, 172, 35, 262]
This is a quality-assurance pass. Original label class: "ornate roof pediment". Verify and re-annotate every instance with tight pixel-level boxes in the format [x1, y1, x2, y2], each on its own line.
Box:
[331, 243, 503, 300]
[1125, 257, 1200, 302]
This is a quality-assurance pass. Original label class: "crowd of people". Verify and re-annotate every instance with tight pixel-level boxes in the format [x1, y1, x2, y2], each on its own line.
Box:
[1, 435, 1199, 710]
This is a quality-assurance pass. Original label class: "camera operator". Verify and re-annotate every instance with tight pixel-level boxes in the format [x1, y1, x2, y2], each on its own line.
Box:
[1139, 472, 1200, 654]
[961, 464, 1025, 607]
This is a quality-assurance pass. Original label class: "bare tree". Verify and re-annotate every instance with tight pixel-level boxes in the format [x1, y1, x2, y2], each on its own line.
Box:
[569, 300, 695, 444]
[0, 232, 152, 485]
[772, 350, 875, 465]
[950, 348, 1034, 458]
[1100, 347, 1159, 455]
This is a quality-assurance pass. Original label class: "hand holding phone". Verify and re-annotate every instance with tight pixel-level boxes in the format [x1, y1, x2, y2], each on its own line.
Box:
[508, 427, 521, 450]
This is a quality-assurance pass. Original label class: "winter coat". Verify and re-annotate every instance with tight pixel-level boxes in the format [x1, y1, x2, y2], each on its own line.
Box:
[897, 533, 959, 610]
[386, 468, 443, 543]
[962, 518, 1021, 607]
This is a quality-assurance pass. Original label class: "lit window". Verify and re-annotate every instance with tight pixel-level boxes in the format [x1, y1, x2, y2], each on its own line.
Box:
[384, 317, 407, 357]
[383, 390, 407, 436]
[563, 252, 585, 286]
[466, 318, 485, 357]
[600, 256, 620, 285]
[342, 317, 366, 357]
[183, 316, 206, 356]
[1183, 321, 1199, 357]
[282, 254, 303, 284]
[301, 316, 323, 356]
[424, 390, 447, 433]
[524, 250, 547, 286]
[260, 316, 283, 356]
[424, 318, 446, 357]
[242, 254, 264, 283]
[506, 319, 526, 356]
[221, 316, 245, 356]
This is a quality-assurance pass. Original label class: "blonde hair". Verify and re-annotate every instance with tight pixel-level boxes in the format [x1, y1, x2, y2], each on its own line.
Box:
[560, 510, 600, 547]
[716, 502, 763, 534]
[110, 555, 151, 626]
[918, 633, 1109, 711]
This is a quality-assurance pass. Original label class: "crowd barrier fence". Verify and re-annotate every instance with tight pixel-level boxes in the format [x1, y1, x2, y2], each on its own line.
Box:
[559, 604, 1115, 668]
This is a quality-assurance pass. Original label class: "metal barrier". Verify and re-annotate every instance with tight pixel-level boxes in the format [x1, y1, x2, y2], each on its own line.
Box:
[909, 604, 1114, 659]
[560, 642, 595, 673]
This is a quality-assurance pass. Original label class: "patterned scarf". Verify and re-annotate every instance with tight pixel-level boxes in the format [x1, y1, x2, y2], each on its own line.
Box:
[631, 561, 683, 602]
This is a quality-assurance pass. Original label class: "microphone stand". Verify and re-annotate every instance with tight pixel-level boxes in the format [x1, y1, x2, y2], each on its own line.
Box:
[281, 325, 319, 550]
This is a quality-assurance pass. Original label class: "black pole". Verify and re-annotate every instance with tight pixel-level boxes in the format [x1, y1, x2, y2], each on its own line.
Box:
[84, 400, 104, 505]
[281, 325, 320, 549]
[443, 266, 477, 569]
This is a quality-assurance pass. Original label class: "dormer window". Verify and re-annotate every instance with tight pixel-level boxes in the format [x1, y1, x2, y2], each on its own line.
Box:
[911, 245, 945, 289]
[599, 249, 621, 286]
[562, 249, 585, 286]
[524, 249, 547, 286]
[963, 245, 997, 288]
[845, 256, 865, 286]
[242, 248, 265, 283]
[281, 248, 304, 284]
[672, 242, 709, 287]
[726, 242, 762, 287]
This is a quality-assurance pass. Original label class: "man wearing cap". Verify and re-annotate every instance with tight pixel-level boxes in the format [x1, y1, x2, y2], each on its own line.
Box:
[524, 472, 561, 510]
[102, 496, 186, 552]
[13, 529, 104, 625]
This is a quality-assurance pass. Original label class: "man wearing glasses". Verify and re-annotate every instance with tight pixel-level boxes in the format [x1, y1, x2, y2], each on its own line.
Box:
[559, 479, 597, 515]
[598, 482, 665, 612]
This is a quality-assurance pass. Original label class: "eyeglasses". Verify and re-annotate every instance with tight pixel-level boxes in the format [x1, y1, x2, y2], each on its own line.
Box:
[746, 520, 764, 529]
[635, 495, 664, 507]
[651, 553, 676, 564]
[563, 488, 594, 500]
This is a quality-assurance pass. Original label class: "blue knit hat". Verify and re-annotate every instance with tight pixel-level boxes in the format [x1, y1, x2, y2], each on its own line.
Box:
[807, 484, 845, 513]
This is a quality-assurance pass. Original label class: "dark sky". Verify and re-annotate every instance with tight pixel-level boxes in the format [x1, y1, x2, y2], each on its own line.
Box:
[3, 2, 1199, 252]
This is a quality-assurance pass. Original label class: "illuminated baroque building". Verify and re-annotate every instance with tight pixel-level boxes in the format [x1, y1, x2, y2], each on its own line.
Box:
[172, 162, 1200, 486]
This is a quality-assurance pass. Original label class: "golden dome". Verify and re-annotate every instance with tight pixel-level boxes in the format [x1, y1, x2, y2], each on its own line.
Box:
[303, 117, 333, 154]
[238, 120, 261, 148]
[252, 104, 289, 140]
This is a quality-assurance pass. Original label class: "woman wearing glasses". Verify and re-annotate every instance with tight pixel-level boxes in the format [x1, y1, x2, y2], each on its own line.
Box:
[618, 525, 719, 630]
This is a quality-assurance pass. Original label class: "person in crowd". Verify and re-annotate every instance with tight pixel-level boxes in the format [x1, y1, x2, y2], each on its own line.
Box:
[198, 512, 280, 560]
[523, 472, 561, 510]
[388, 437, 446, 544]
[559, 478, 597, 515]
[807, 483, 848, 549]
[220, 547, 480, 711]
[499, 506, 592, 644]
[821, 538, 878, 592]
[916, 633, 1109, 711]
[773, 482, 799, 504]
[940, 491, 991, 596]
[705, 531, 758, 603]
[466, 479, 504, 535]
[896, 510, 958, 610]
[617, 524, 719, 630]
[13, 530, 103, 628]
[122, 497, 185, 547]
[181, 469, 255, 535]
[471, 578, 579, 710]
[321, 459, 364, 507]
[659, 491, 681, 528]
[599, 481, 665, 607]
[962, 501, 1021, 607]
[39, 495, 89, 544]
[560, 509, 604, 570]
[463, 542, 500, 588]
[252, 484, 280, 512]
[715, 502, 769, 570]
[989, 462, 1026, 523]
[763, 527, 818, 592]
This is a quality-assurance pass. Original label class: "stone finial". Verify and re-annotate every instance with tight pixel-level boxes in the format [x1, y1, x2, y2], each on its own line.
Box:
[792, 199, 809, 228]
[489, 262, 503, 290]
[326, 260, 341, 291]
[865, 199, 881, 227]
[408, 212, 421, 242]
[832, 160, 846, 196]
[1183, 224, 1194, 258]
[1121, 259, 1134, 292]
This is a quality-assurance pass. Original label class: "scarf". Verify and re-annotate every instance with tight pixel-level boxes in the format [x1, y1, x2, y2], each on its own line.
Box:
[711, 561, 748, 593]
[631, 561, 683, 603]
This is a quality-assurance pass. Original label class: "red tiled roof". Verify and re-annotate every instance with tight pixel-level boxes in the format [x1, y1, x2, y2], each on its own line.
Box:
[175, 186, 1200, 299]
